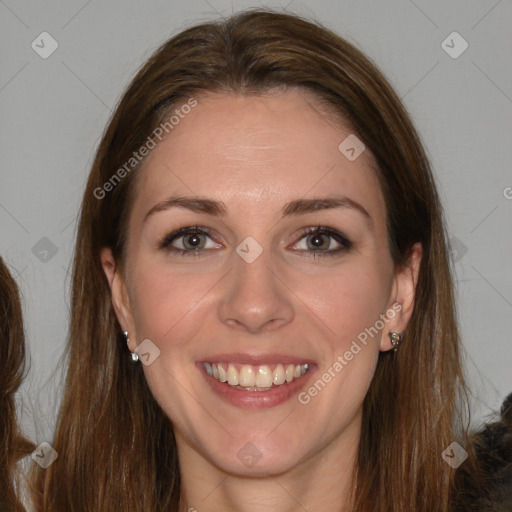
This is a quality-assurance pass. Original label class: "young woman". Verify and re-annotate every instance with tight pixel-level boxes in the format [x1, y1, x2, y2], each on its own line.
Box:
[0, 256, 35, 511]
[30, 9, 511, 511]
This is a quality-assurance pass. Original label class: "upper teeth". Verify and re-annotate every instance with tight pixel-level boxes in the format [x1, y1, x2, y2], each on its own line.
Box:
[204, 362, 309, 389]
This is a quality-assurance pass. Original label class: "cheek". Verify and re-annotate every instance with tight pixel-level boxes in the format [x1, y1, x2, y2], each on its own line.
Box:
[129, 259, 214, 348]
[128, 262, 216, 424]
[292, 268, 386, 440]
[301, 265, 390, 345]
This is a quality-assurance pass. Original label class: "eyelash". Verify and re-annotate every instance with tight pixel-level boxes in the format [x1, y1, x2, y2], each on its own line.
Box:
[157, 224, 353, 259]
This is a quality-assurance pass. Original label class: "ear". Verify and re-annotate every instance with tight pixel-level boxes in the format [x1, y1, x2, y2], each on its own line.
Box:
[380, 242, 422, 352]
[100, 247, 137, 343]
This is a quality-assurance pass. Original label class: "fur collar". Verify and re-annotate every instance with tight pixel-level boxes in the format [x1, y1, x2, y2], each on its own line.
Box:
[453, 393, 512, 510]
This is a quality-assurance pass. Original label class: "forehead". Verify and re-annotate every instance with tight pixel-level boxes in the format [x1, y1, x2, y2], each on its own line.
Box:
[130, 89, 385, 224]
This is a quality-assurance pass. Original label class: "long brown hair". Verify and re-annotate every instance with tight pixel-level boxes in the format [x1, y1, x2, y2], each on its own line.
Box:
[0, 256, 35, 511]
[33, 9, 471, 511]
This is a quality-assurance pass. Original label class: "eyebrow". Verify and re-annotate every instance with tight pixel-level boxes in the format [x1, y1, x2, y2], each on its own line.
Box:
[143, 195, 373, 229]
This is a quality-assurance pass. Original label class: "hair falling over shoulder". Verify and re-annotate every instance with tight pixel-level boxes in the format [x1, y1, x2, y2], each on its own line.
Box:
[29, 8, 484, 511]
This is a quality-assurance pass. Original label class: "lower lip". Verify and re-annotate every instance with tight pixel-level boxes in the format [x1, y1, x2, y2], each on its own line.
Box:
[198, 363, 315, 409]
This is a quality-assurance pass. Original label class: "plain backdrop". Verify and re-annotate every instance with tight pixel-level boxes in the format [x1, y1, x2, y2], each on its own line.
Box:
[1, 0, 511, 445]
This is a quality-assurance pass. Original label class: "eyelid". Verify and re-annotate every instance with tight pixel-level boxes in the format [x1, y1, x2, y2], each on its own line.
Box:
[157, 225, 219, 251]
[288, 226, 353, 255]
[158, 224, 353, 259]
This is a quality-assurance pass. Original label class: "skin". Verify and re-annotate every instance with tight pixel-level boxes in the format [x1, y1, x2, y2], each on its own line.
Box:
[101, 89, 421, 511]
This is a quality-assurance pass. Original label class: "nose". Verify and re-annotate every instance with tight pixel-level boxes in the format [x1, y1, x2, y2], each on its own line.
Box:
[217, 244, 294, 334]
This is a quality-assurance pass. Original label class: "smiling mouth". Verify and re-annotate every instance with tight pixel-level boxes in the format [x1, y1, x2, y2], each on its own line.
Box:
[203, 362, 310, 391]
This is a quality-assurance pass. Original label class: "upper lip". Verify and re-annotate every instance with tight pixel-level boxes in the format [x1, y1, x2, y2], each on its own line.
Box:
[199, 352, 315, 365]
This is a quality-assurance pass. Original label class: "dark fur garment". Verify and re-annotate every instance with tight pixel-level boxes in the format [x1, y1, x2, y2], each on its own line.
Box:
[453, 393, 512, 510]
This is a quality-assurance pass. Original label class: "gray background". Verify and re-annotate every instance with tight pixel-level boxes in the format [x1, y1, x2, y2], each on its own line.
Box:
[1, 0, 511, 444]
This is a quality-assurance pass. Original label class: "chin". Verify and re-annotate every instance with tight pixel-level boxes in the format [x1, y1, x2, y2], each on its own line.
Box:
[209, 443, 305, 477]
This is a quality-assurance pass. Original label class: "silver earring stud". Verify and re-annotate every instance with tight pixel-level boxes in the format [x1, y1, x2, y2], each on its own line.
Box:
[388, 331, 402, 352]
[122, 330, 139, 362]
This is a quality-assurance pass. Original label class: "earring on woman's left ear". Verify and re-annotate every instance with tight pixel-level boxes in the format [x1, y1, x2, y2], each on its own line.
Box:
[388, 331, 402, 352]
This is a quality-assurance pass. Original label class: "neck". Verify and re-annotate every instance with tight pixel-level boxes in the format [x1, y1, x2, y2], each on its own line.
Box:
[176, 415, 361, 512]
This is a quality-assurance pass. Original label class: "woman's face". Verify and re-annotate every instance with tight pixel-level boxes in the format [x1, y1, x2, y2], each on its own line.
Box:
[103, 89, 419, 476]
